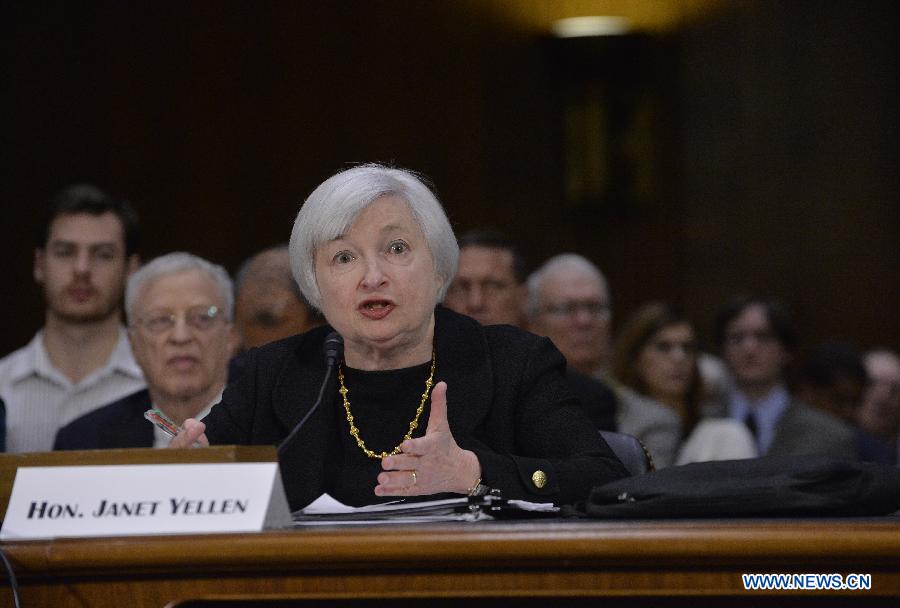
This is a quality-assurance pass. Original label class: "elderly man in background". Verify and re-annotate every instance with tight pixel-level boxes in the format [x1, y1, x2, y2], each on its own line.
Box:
[0, 184, 144, 453]
[857, 349, 900, 464]
[444, 232, 616, 432]
[55, 252, 238, 449]
[525, 254, 680, 467]
[234, 244, 323, 349]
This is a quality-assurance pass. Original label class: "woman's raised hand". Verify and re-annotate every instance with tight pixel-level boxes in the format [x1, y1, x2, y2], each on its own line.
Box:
[376, 381, 481, 497]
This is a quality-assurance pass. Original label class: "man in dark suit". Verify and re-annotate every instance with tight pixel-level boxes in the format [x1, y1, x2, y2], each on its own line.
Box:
[708, 295, 857, 459]
[55, 252, 238, 450]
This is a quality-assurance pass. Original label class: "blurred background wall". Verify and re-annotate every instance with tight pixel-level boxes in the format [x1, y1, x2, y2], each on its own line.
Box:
[1, 0, 897, 354]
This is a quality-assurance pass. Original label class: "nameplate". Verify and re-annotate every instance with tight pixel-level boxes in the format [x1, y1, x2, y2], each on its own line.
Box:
[0, 463, 292, 540]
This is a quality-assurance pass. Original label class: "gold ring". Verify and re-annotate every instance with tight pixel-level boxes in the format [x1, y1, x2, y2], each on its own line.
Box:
[411, 470, 418, 486]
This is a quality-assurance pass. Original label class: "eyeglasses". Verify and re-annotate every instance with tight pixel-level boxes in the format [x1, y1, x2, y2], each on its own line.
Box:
[133, 305, 223, 335]
[648, 339, 699, 356]
[540, 301, 611, 320]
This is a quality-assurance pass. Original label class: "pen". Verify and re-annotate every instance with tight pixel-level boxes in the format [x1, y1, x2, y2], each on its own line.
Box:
[144, 408, 203, 448]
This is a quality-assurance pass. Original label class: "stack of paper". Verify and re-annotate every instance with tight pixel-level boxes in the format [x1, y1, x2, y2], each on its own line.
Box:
[292, 494, 558, 525]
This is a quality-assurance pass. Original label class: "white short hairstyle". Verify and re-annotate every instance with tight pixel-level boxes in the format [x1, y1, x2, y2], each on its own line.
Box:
[125, 252, 234, 323]
[289, 164, 459, 310]
[525, 253, 610, 316]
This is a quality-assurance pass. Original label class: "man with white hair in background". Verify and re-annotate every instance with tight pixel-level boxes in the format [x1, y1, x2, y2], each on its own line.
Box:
[444, 231, 616, 431]
[857, 349, 900, 464]
[525, 254, 681, 467]
[55, 252, 239, 449]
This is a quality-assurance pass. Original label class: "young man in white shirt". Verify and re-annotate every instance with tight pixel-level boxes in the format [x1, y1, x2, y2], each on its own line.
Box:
[0, 184, 145, 452]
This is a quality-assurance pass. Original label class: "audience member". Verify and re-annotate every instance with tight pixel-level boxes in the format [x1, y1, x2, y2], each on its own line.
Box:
[234, 245, 322, 349]
[0, 397, 5, 452]
[795, 342, 867, 425]
[444, 234, 615, 430]
[526, 254, 681, 467]
[612, 302, 757, 465]
[0, 184, 145, 452]
[525, 254, 612, 376]
[710, 296, 857, 458]
[55, 253, 238, 449]
[443, 230, 526, 327]
[856, 349, 900, 464]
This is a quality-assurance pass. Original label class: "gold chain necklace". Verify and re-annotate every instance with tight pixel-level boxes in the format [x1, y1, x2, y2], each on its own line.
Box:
[338, 352, 436, 459]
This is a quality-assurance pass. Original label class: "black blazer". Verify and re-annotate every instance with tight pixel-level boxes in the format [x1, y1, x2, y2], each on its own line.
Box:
[565, 371, 617, 432]
[204, 306, 629, 510]
[54, 389, 154, 450]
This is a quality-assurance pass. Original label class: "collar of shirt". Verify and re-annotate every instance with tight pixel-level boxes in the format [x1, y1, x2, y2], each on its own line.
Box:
[151, 390, 223, 449]
[8, 327, 143, 390]
[727, 384, 791, 454]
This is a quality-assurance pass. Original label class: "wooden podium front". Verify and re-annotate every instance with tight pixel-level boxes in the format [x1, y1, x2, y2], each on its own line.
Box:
[2, 519, 899, 607]
[1, 449, 898, 606]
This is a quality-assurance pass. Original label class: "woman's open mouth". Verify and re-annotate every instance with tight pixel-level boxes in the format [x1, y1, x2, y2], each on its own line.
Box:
[358, 299, 395, 320]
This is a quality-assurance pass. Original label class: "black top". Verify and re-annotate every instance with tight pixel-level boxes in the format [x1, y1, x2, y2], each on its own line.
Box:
[330, 361, 435, 506]
[204, 306, 629, 510]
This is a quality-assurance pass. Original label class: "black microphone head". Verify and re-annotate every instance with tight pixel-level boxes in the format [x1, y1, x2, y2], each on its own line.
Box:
[323, 331, 344, 365]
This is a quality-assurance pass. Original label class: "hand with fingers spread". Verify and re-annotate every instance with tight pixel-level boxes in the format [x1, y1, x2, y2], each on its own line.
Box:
[375, 381, 481, 497]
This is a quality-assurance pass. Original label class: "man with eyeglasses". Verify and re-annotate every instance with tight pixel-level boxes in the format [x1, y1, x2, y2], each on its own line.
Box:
[55, 253, 239, 450]
[444, 236, 617, 431]
[709, 295, 856, 459]
[525, 254, 681, 467]
[0, 185, 145, 453]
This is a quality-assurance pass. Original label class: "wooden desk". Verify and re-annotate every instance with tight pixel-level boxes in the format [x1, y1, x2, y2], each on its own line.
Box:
[2, 519, 899, 607]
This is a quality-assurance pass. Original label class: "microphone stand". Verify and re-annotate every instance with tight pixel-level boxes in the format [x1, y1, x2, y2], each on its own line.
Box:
[276, 332, 343, 456]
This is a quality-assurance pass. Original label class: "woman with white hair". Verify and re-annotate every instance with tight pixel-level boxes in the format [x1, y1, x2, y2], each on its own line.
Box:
[175, 164, 628, 509]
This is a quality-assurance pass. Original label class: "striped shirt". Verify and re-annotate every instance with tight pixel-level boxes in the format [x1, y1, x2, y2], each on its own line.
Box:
[0, 328, 145, 453]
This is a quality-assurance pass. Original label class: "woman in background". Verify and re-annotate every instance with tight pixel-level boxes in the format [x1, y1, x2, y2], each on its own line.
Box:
[612, 302, 757, 465]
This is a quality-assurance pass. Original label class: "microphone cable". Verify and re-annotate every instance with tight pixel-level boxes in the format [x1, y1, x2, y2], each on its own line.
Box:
[0, 545, 22, 608]
[277, 331, 343, 456]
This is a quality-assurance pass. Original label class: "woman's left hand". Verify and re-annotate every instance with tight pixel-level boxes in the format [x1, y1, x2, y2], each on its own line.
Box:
[376, 381, 481, 496]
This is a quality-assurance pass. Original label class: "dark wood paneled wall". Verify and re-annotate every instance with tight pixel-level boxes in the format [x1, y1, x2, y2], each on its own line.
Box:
[1, 1, 897, 355]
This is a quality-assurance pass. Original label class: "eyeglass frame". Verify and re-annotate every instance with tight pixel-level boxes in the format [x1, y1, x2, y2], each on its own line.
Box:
[538, 300, 611, 321]
[131, 304, 225, 335]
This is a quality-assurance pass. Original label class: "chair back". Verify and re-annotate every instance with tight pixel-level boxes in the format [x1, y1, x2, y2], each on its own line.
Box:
[600, 430, 653, 476]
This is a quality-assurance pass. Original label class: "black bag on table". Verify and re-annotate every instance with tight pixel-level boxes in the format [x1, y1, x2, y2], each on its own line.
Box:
[571, 455, 900, 519]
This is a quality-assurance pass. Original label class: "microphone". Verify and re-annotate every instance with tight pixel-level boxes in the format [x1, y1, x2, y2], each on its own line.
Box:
[276, 331, 343, 456]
